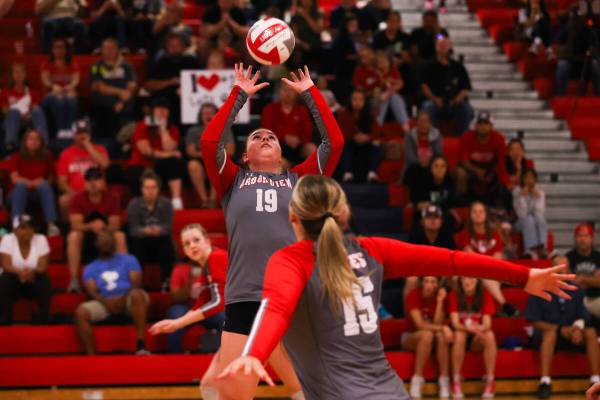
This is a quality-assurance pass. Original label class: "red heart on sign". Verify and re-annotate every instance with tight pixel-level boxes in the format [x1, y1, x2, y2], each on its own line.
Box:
[197, 74, 220, 91]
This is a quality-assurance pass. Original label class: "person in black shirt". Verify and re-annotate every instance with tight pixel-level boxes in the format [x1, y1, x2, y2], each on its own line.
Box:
[568, 223, 600, 318]
[372, 11, 411, 64]
[410, 10, 449, 62]
[421, 36, 474, 135]
[201, 0, 249, 53]
[329, 14, 363, 104]
[144, 33, 201, 124]
[329, 0, 368, 35]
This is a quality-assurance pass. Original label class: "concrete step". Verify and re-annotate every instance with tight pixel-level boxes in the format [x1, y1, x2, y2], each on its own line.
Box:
[465, 63, 515, 73]
[400, 12, 474, 25]
[492, 119, 563, 131]
[547, 206, 600, 221]
[535, 160, 598, 174]
[492, 110, 554, 118]
[471, 91, 539, 100]
[523, 139, 580, 153]
[542, 182, 600, 196]
[547, 197, 600, 207]
[538, 173, 600, 183]
[454, 45, 500, 55]
[530, 151, 589, 160]
[470, 98, 545, 111]
[549, 222, 600, 232]
[445, 28, 490, 40]
[472, 81, 530, 92]
[469, 71, 523, 81]
[505, 130, 572, 139]
[462, 53, 508, 63]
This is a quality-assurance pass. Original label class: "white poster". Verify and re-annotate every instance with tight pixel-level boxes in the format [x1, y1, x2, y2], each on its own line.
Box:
[180, 69, 250, 124]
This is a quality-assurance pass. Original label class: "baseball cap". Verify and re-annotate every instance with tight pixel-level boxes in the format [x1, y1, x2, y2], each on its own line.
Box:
[84, 167, 103, 181]
[421, 204, 442, 218]
[575, 223, 594, 237]
[74, 117, 91, 133]
[13, 214, 33, 229]
[476, 111, 492, 124]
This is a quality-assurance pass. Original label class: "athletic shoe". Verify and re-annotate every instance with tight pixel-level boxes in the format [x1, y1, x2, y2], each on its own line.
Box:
[67, 278, 81, 293]
[482, 377, 495, 398]
[47, 223, 60, 237]
[172, 197, 183, 210]
[409, 375, 424, 399]
[537, 382, 551, 399]
[135, 348, 151, 356]
[439, 375, 450, 399]
[452, 376, 464, 399]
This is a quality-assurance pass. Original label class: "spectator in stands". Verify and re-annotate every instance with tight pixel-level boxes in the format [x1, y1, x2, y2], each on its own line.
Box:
[404, 110, 443, 171]
[67, 167, 127, 292]
[2, 63, 48, 152]
[336, 89, 383, 183]
[0, 0, 15, 19]
[455, 201, 518, 317]
[405, 155, 456, 230]
[372, 11, 411, 68]
[315, 76, 341, 114]
[200, 0, 249, 54]
[127, 97, 184, 209]
[352, 46, 379, 98]
[506, 138, 534, 190]
[153, 2, 193, 54]
[360, 0, 391, 35]
[449, 277, 497, 399]
[457, 111, 510, 209]
[186, 103, 235, 207]
[526, 255, 599, 399]
[89, 0, 128, 52]
[261, 83, 315, 166]
[149, 224, 227, 354]
[567, 223, 600, 318]
[127, 169, 175, 289]
[41, 38, 79, 139]
[144, 33, 200, 124]
[57, 118, 110, 219]
[7, 129, 60, 236]
[421, 36, 473, 135]
[35, 0, 87, 53]
[513, 168, 548, 259]
[0, 214, 51, 325]
[555, 8, 600, 96]
[410, 10, 449, 62]
[90, 38, 137, 138]
[518, 0, 553, 56]
[124, 0, 162, 54]
[330, 14, 362, 103]
[403, 276, 452, 399]
[288, 0, 323, 70]
[75, 229, 150, 355]
[373, 52, 410, 131]
[329, 0, 365, 35]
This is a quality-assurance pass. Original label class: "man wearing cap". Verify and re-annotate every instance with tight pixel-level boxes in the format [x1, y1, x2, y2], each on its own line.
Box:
[127, 97, 184, 210]
[0, 214, 52, 324]
[57, 117, 110, 219]
[457, 111, 510, 210]
[568, 223, 600, 318]
[67, 167, 127, 292]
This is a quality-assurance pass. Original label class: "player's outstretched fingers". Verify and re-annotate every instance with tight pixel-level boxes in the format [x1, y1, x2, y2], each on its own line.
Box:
[525, 265, 576, 301]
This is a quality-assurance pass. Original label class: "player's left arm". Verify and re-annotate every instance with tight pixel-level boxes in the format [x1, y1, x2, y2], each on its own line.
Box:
[286, 67, 344, 177]
[357, 237, 576, 300]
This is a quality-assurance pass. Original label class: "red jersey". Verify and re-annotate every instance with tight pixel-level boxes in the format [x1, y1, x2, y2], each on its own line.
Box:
[460, 130, 508, 185]
[0, 87, 41, 111]
[69, 190, 120, 219]
[405, 287, 440, 332]
[57, 144, 109, 192]
[336, 108, 382, 141]
[8, 151, 55, 180]
[261, 101, 313, 144]
[129, 122, 180, 168]
[455, 229, 503, 257]
[242, 237, 529, 398]
[41, 60, 80, 88]
[352, 65, 380, 94]
[447, 289, 495, 326]
[170, 248, 229, 318]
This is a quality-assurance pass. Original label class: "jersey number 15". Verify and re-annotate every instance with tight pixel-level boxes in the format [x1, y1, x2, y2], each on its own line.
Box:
[342, 276, 378, 336]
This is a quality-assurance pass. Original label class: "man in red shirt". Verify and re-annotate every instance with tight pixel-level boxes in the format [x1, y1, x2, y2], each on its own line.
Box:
[457, 111, 510, 209]
[67, 167, 127, 292]
[261, 84, 315, 166]
[127, 97, 184, 210]
[57, 118, 110, 219]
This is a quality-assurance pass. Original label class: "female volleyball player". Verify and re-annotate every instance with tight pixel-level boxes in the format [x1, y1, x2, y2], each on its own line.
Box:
[200, 63, 343, 399]
[149, 224, 227, 381]
[219, 175, 575, 399]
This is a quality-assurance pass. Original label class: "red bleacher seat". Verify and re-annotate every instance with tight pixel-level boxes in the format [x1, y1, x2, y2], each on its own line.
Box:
[377, 160, 403, 184]
[48, 235, 64, 262]
[388, 184, 409, 207]
[442, 137, 460, 171]
[518, 57, 556, 81]
[568, 116, 600, 141]
[551, 97, 600, 119]
[477, 8, 518, 29]
[586, 138, 600, 161]
[5, 0, 36, 18]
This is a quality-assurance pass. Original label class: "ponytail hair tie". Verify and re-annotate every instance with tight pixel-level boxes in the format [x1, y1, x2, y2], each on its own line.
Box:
[321, 212, 334, 220]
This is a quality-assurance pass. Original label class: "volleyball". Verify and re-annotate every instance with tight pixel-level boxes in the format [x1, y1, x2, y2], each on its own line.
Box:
[246, 17, 295, 65]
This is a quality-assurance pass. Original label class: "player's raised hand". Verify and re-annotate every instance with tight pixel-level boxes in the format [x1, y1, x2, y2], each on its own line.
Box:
[217, 356, 275, 386]
[586, 381, 600, 399]
[234, 63, 269, 96]
[281, 65, 314, 93]
[524, 265, 577, 302]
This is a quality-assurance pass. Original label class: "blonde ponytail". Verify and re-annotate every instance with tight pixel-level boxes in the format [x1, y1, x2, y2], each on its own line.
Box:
[290, 175, 357, 311]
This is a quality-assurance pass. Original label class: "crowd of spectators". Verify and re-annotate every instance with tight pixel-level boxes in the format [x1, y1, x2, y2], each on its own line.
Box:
[0, 1, 598, 397]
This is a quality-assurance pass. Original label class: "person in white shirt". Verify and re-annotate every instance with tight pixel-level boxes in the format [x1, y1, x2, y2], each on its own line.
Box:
[0, 214, 52, 324]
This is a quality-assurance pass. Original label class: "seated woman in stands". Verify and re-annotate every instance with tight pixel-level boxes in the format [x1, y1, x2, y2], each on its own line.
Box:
[403, 276, 453, 399]
[449, 276, 497, 399]
[506, 138, 534, 190]
[513, 168, 549, 259]
[41, 38, 79, 138]
[0, 215, 52, 325]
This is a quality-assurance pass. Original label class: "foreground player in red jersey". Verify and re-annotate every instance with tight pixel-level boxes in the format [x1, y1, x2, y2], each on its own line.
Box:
[200, 64, 343, 399]
[149, 224, 227, 382]
[219, 175, 575, 399]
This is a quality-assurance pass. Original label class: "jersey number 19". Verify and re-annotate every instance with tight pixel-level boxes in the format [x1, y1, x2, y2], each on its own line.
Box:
[342, 276, 378, 336]
[256, 189, 278, 213]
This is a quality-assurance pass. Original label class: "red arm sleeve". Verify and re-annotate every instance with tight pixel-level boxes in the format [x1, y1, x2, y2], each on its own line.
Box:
[357, 237, 530, 287]
[244, 244, 313, 363]
[291, 85, 344, 177]
[199, 86, 244, 198]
